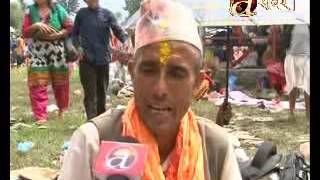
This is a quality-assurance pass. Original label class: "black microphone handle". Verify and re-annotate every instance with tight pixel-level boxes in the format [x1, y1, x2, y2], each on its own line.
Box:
[106, 175, 130, 180]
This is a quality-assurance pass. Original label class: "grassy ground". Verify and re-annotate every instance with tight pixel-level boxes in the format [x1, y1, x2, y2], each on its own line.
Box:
[192, 100, 309, 156]
[10, 67, 85, 169]
[10, 67, 309, 170]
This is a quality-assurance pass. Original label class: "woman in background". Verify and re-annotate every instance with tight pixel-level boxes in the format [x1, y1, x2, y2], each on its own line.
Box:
[22, 0, 72, 124]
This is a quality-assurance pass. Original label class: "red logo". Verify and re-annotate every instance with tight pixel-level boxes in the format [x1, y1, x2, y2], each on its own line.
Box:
[105, 147, 137, 170]
[230, 0, 257, 16]
[94, 141, 148, 177]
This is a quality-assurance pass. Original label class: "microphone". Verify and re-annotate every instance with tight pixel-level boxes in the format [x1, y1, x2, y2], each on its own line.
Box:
[94, 136, 148, 180]
[106, 175, 130, 180]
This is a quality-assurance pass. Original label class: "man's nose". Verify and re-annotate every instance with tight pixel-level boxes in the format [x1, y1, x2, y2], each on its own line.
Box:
[152, 73, 168, 100]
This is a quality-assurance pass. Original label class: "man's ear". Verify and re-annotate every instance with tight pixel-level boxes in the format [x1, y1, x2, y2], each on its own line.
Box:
[128, 60, 135, 81]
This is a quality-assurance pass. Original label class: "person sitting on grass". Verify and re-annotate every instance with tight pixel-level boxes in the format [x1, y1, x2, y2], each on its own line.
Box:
[193, 69, 215, 101]
[109, 56, 132, 96]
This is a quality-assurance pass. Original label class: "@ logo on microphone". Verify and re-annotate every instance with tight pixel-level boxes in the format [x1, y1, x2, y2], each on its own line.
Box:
[105, 147, 137, 170]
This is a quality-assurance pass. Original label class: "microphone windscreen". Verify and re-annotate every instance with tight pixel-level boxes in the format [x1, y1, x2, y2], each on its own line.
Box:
[94, 136, 148, 179]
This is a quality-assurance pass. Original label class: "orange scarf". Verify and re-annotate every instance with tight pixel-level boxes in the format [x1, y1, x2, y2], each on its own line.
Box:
[122, 99, 205, 180]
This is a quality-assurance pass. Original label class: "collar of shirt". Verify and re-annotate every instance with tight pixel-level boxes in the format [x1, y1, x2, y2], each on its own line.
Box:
[87, 5, 101, 12]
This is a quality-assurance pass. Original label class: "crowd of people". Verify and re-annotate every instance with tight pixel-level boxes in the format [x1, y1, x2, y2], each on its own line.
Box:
[200, 24, 310, 117]
[16, 0, 131, 124]
[10, 34, 28, 68]
[11, 0, 309, 179]
[13, 0, 310, 122]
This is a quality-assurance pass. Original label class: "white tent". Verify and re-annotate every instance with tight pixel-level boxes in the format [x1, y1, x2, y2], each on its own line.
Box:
[122, 0, 309, 29]
[178, 0, 309, 26]
[122, 9, 140, 30]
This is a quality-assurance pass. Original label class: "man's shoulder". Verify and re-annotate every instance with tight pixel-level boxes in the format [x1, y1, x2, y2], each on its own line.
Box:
[77, 7, 89, 15]
[74, 109, 123, 143]
[99, 8, 115, 19]
[196, 116, 228, 135]
[86, 109, 124, 141]
[100, 8, 113, 15]
[77, 120, 99, 136]
[196, 117, 242, 180]
[196, 116, 230, 147]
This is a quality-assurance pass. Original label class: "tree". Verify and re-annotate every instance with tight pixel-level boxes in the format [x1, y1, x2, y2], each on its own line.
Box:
[18, 0, 27, 11]
[123, 0, 141, 17]
[56, 0, 80, 16]
[10, 2, 23, 33]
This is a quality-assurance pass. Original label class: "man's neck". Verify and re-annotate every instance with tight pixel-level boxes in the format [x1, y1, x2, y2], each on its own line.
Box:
[88, 5, 99, 11]
[155, 128, 179, 164]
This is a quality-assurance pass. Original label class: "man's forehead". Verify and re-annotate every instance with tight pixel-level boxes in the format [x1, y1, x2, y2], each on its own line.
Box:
[138, 53, 190, 67]
[136, 41, 200, 60]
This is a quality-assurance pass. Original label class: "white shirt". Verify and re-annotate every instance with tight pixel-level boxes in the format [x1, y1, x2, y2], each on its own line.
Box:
[288, 24, 310, 56]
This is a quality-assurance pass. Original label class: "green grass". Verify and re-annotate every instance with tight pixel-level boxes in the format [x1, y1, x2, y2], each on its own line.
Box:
[10, 67, 86, 170]
[231, 106, 309, 156]
[10, 67, 309, 170]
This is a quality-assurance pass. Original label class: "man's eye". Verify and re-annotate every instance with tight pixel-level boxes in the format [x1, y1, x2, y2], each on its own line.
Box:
[169, 70, 187, 79]
[140, 66, 155, 73]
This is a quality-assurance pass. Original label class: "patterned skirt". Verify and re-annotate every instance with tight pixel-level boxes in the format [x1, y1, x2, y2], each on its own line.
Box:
[28, 39, 69, 87]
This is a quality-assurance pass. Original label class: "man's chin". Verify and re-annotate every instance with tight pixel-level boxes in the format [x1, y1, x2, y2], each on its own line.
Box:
[89, 4, 98, 9]
[143, 117, 177, 134]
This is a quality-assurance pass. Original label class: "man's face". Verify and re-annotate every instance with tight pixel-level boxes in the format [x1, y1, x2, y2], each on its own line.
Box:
[129, 41, 201, 136]
[85, 0, 99, 9]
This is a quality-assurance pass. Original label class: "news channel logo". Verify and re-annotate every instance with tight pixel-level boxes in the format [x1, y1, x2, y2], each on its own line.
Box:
[229, 0, 295, 17]
[105, 146, 137, 170]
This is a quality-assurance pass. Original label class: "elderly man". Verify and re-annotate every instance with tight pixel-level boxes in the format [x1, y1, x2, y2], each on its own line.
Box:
[59, 0, 242, 179]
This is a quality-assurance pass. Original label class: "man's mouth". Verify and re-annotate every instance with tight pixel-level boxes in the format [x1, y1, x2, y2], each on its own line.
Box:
[148, 105, 172, 113]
